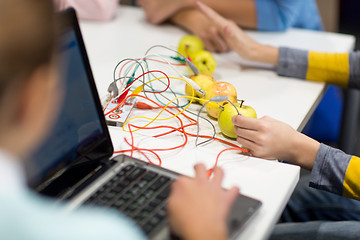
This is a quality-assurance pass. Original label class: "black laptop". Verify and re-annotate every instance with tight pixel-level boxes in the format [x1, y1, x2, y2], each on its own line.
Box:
[26, 9, 261, 239]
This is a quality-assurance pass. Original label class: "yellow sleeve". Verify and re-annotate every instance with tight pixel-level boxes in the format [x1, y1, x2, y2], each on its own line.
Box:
[306, 52, 350, 87]
[343, 156, 360, 200]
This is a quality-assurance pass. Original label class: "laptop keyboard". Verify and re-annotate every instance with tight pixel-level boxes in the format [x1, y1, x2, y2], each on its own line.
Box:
[84, 164, 172, 235]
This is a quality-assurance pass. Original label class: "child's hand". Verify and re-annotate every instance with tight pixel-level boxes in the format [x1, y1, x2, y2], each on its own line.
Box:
[170, 8, 229, 53]
[167, 164, 239, 240]
[196, 2, 258, 59]
[232, 115, 298, 161]
[232, 115, 320, 169]
[196, 1, 279, 65]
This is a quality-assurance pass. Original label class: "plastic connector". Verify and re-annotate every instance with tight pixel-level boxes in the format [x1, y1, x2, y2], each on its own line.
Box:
[209, 95, 228, 102]
[184, 76, 205, 96]
[184, 58, 200, 75]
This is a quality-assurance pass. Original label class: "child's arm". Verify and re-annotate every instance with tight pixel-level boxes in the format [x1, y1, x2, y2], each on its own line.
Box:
[310, 144, 360, 201]
[198, 2, 360, 89]
[232, 115, 360, 201]
[278, 48, 360, 89]
[54, 0, 118, 21]
[198, 2, 360, 201]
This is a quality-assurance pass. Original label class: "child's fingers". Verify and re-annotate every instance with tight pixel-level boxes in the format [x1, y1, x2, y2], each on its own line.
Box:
[211, 167, 224, 186]
[232, 115, 260, 131]
[194, 163, 208, 181]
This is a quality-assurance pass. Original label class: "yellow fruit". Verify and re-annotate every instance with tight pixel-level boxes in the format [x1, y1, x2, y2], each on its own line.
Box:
[178, 35, 204, 58]
[190, 50, 216, 76]
[218, 102, 257, 139]
[185, 74, 216, 103]
[204, 82, 237, 119]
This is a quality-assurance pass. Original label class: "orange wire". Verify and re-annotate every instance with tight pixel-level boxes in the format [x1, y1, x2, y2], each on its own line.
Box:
[133, 100, 248, 149]
[115, 138, 162, 166]
[104, 69, 170, 116]
[115, 95, 189, 159]
[128, 124, 189, 151]
[207, 147, 248, 178]
[113, 94, 249, 168]
[123, 138, 162, 166]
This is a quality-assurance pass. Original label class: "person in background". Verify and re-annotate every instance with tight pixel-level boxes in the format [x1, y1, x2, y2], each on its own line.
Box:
[196, 2, 360, 239]
[137, 0, 342, 167]
[0, 0, 239, 239]
[138, 0, 323, 52]
[54, 0, 118, 21]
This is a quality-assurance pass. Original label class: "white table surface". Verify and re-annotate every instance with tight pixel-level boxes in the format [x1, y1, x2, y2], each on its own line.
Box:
[80, 6, 355, 240]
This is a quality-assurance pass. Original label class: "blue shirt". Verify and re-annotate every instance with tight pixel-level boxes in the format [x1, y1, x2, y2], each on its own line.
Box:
[0, 150, 146, 240]
[255, 0, 323, 31]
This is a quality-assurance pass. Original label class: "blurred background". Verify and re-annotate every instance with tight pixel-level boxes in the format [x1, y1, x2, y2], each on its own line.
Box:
[315, 0, 360, 155]
[317, 0, 359, 47]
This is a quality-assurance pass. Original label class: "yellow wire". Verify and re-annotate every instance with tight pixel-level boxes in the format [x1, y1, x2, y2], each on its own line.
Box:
[122, 76, 204, 132]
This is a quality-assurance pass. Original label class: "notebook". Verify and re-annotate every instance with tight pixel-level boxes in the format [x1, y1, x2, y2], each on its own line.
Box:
[26, 8, 262, 239]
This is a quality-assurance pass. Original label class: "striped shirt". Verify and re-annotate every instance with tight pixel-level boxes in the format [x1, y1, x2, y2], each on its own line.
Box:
[277, 47, 360, 201]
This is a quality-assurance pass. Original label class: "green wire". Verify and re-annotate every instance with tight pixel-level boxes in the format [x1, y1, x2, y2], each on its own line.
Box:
[122, 56, 189, 108]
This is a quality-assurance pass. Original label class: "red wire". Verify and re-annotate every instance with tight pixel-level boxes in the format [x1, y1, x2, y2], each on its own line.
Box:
[104, 70, 170, 116]
[112, 58, 251, 167]
[114, 94, 189, 159]
[121, 70, 171, 95]
[123, 138, 162, 166]
[118, 58, 186, 81]
[113, 94, 249, 169]
[207, 147, 248, 178]
[133, 100, 247, 149]
[115, 138, 162, 166]
[128, 124, 189, 151]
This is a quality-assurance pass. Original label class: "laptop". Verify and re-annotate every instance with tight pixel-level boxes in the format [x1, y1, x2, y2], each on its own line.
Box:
[26, 9, 262, 239]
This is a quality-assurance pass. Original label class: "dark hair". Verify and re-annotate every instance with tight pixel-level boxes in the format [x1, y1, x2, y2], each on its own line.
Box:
[0, 0, 55, 98]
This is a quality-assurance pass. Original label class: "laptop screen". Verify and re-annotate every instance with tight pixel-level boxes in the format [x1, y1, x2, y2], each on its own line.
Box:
[26, 10, 111, 187]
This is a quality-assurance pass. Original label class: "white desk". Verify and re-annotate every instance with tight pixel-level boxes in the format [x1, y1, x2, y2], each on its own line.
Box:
[80, 6, 355, 240]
